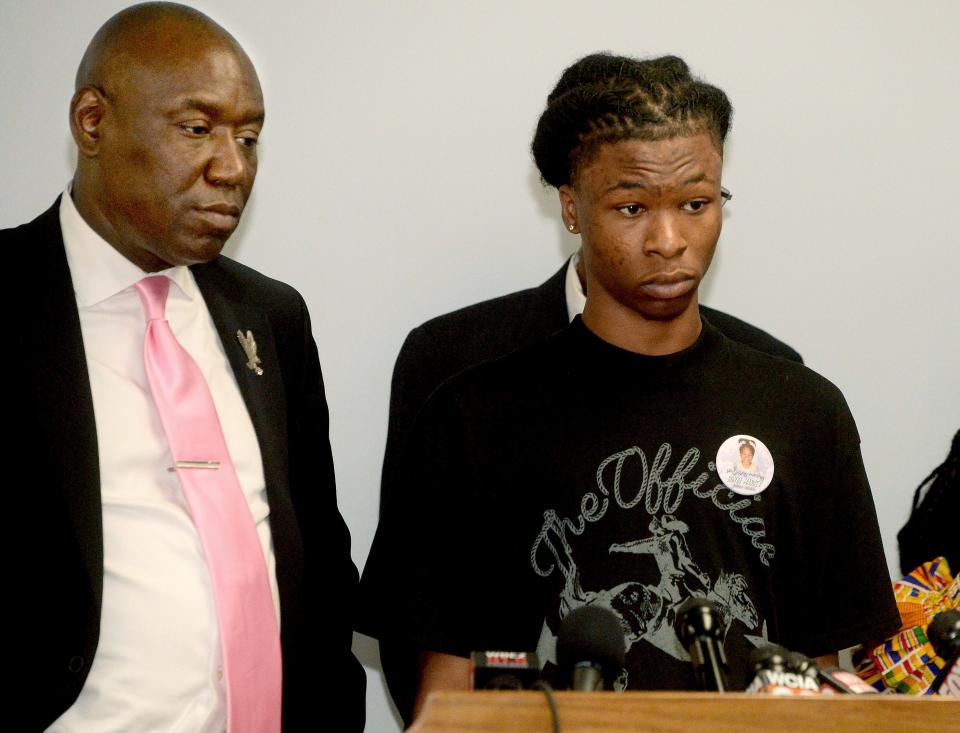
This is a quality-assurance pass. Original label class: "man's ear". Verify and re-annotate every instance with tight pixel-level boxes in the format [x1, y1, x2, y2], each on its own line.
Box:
[558, 184, 579, 234]
[70, 86, 108, 158]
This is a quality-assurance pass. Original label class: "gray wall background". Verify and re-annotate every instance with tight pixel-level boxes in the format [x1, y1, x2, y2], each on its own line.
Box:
[3, 1, 958, 729]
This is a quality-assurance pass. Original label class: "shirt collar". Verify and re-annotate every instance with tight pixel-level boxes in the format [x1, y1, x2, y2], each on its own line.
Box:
[564, 251, 586, 323]
[59, 186, 195, 307]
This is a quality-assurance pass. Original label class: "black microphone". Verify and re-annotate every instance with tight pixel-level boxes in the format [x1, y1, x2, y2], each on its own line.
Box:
[746, 644, 820, 695]
[749, 643, 789, 675]
[676, 597, 730, 692]
[556, 606, 626, 691]
[928, 609, 960, 696]
[785, 650, 821, 686]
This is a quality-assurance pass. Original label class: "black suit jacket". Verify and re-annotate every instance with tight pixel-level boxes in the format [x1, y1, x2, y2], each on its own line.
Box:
[8, 201, 365, 731]
[360, 262, 802, 723]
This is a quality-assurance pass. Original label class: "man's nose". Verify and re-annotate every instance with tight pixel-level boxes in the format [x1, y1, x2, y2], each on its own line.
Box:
[206, 131, 248, 186]
[642, 211, 686, 259]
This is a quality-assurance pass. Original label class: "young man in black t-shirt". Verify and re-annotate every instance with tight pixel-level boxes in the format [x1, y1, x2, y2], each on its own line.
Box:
[362, 52, 899, 719]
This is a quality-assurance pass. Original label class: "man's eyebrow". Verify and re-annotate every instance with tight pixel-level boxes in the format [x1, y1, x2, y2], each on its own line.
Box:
[176, 98, 265, 125]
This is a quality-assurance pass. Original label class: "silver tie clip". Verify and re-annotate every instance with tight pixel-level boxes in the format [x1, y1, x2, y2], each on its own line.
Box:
[168, 460, 221, 472]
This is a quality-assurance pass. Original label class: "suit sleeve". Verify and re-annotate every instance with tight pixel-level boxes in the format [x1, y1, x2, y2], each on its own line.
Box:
[284, 295, 366, 732]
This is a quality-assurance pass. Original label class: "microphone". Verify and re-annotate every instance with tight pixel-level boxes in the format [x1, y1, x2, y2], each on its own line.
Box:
[676, 597, 730, 692]
[749, 643, 789, 675]
[747, 645, 877, 695]
[471, 650, 541, 690]
[928, 609, 960, 696]
[746, 645, 820, 695]
[786, 650, 821, 688]
[556, 606, 626, 691]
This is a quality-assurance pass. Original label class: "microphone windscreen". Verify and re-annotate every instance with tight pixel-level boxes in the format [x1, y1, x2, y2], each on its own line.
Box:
[556, 606, 626, 684]
[676, 597, 723, 645]
[784, 651, 820, 680]
[749, 644, 789, 673]
[928, 610, 960, 661]
[746, 645, 821, 695]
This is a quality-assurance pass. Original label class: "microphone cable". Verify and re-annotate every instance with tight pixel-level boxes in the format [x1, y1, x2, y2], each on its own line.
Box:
[530, 679, 561, 733]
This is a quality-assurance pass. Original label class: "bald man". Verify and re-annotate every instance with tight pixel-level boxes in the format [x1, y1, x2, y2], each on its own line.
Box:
[6, 3, 364, 730]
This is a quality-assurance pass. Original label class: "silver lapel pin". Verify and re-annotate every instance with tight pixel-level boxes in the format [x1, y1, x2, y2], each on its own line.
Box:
[236, 329, 264, 375]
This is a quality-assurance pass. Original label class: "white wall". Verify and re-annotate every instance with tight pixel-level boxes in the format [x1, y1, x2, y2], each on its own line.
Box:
[3, 1, 958, 729]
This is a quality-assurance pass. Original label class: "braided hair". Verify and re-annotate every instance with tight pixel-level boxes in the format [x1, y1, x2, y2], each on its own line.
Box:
[898, 429, 960, 574]
[531, 53, 733, 188]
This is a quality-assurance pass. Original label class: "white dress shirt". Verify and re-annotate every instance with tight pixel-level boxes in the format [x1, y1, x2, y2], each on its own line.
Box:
[564, 252, 586, 322]
[48, 190, 279, 733]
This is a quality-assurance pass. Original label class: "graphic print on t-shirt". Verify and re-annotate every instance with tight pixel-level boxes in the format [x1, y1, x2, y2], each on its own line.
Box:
[530, 441, 775, 689]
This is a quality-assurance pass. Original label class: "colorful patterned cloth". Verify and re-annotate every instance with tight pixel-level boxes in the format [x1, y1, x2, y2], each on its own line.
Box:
[856, 557, 959, 693]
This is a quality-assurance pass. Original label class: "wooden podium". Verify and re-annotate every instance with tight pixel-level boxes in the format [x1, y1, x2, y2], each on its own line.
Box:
[408, 690, 960, 732]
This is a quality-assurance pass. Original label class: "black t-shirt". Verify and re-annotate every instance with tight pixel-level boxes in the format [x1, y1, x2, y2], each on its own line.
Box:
[370, 316, 899, 690]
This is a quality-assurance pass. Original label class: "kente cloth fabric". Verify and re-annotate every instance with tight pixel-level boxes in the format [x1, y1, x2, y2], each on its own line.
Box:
[856, 556, 959, 694]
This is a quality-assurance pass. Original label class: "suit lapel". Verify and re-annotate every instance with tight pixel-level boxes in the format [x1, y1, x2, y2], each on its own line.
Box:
[26, 201, 103, 607]
[191, 262, 289, 480]
[190, 263, 303, 581]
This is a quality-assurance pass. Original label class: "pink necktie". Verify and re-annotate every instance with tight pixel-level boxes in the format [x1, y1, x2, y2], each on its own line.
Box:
[135, 276, 282, 733]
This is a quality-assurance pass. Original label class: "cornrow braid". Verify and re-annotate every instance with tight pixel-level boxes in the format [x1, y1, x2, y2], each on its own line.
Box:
[532, 53, 733, 189]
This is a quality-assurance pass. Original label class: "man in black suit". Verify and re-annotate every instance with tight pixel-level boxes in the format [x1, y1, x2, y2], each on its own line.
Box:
[7, 3, 363, 730]
[365, 251, 801, 725]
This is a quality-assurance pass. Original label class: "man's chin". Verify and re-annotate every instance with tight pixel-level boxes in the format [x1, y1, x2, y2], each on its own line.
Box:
[634, 293, 697, 322]
[170, 234, 231, 266]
